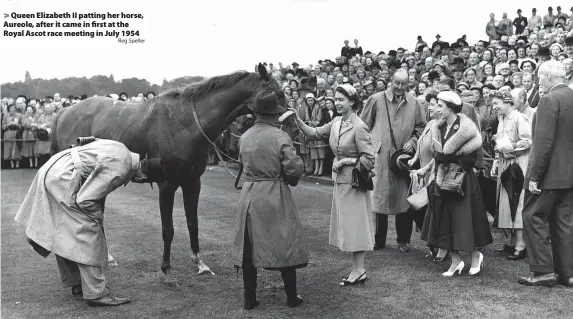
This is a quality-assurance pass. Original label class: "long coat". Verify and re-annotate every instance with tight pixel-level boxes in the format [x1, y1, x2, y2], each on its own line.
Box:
[360, 89, 425, 214]
[525, 84, 573, 190]
[305, 113, 376, 251]
[14, 139, 140, 267]
[230, 118, 309, 269]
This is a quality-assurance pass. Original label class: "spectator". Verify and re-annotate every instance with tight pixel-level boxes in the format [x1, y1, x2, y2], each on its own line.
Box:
[360, 69, 425, 252]
[514, 9, 528, 35]
[490, 90, 532, 261]
[2, 103, 22, 168]
[21, 106, 37, 168]
[519, 60, 573, 288]
[529, 8, 543, 31]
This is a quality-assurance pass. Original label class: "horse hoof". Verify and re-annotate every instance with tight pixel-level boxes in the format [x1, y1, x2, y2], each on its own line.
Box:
[163, 281, 179, 288]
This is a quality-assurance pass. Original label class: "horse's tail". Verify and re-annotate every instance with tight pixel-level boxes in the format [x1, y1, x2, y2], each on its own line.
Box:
[50, 108, 66, 154]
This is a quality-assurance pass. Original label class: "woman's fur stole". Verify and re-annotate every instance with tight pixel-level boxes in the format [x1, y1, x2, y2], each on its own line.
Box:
[418, 114, 482, 187]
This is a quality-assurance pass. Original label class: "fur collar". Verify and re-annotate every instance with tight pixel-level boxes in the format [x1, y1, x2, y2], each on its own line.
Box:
[430, 113, 482, 155]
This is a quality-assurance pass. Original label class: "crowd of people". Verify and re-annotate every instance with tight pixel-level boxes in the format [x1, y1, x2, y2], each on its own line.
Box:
[5, 5, 573, 308]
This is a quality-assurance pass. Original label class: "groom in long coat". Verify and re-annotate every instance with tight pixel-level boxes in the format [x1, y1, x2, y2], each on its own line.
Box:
[360, 69, 425, 251]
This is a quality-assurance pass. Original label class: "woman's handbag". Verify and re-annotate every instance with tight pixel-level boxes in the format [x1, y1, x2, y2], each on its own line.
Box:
[407, 173, 428, 210]
[351, 160, 374, 191]
[440, 162, 466, 196]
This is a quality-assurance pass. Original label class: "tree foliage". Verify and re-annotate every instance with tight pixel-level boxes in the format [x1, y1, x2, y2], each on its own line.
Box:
[1, 73, 206, 99]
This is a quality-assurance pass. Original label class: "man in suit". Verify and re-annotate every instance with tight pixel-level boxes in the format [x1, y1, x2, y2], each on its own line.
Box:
[519, 61, 573, 287]
[523, 73, 541, 108]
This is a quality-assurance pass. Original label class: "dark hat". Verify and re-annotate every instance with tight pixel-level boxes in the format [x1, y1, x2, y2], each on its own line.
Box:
[292, 62, 300, 67]
[119, 92, 128, 97]
[508, 59, 519, 66]
[417, 35, 422, 40]
[370, 62, 381, 69]
[538, 46, 551, 56]
[389, 149, 413, 175]
[436, 34, 441, 38]
[364, 51, 372, 55]
[378, 51, 386, 55]
[532, 8, 536, 12]
[517, 9, 522, 13]
[499, 41, 509, 48]
[548, 6, 553, 11]
[450, 42, 460, 49]
[440, 42, 450, 49]
[517, 35, 529, 43]
[80, 94, 88, 100]
[428, 70, 440, 82]
[565, 36, 573, 46]
[397, 47, 405, 52]
[248, 90, 286, 114]
[389, 50, 397, 56]
[285, 69, 295, 76]
[36, 129, 49, 141]
[557, 6, 561, 10]
[140, 158, 167, 183]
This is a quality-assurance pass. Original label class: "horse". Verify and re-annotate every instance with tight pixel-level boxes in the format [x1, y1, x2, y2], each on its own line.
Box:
[51, 63, 285, 286]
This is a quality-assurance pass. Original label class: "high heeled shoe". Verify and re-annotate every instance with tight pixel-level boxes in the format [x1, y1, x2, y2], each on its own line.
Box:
[442, 261, 464, 277]
[340, 272, 367, 286]
[434, 251, 450, 262]
[469, 252, 484, 276]
[507, 248, 527, 261]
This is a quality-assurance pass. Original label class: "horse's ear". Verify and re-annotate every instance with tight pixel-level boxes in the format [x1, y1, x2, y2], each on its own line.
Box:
[257, 63, 270, 80]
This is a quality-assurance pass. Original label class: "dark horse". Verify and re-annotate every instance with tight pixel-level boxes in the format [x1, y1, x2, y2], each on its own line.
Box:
[51, 64, 284, 286]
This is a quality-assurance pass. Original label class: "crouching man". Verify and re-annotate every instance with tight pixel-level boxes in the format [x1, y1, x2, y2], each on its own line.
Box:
[14, 138, 166, 307]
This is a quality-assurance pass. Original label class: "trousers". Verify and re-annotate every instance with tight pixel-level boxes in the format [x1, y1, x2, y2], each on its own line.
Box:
[56, 255, 109, 300]
[375, 210, 426, 246]
[242, 225, 298, 303]
[522, 188, 573, 277]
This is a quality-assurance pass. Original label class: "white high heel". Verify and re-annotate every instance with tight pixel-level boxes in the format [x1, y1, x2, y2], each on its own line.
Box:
[469, 252, 484, 276]
[442, 261, 464, 277]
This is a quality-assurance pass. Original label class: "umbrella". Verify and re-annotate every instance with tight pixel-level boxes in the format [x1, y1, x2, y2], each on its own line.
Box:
[500, 162, 524, 225]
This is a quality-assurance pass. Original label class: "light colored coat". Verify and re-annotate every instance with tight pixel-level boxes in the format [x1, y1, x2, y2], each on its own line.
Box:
[360, 89, 425, 214]
[230, 119, 309, 269]
[14, 140, 140, 267]
[306, 113, 375, 182]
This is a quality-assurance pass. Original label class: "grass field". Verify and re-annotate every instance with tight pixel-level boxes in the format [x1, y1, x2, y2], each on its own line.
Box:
[2, 168, 572, 319]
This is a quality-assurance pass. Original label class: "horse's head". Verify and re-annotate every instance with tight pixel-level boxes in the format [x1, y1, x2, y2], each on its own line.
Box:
[240, 63, 285, 116]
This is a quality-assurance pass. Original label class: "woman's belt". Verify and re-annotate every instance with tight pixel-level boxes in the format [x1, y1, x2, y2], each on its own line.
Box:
[498, 148, 529, 160]
[243, 176, 283, 182]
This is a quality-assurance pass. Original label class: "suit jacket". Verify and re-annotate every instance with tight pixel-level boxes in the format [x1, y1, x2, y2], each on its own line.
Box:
[525, 84, 573, 189]
[306, 113, 375, 183]
[527, 85, 541, 109]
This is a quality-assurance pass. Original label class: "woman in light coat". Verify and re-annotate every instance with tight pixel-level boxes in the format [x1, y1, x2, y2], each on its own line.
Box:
[291, 84, 376, 286]
[490, 90, 532, 260]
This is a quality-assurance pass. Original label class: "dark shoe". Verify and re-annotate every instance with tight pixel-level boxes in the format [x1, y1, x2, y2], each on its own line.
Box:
[398, 243, 411, 252]
[517, 272, 557, 287]
[86, 295, 131, 307]
[244, 299, 260, 310]
[340, 272, 367, 286]
[286, 295, 303, 308]
[373, 244, 385, 251]
[507, 248, 527, 261]
[433, 251, 450, 262]
[557, 276, 573, 288]
[71, 285, 82, 297]
[496, 245, 515, 253]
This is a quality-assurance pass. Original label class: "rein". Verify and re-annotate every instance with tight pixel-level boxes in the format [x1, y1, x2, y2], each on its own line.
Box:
[187, 78, 280, 189]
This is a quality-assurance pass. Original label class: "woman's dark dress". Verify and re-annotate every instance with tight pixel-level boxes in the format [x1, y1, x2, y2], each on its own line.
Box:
[421, 117, 493, 252]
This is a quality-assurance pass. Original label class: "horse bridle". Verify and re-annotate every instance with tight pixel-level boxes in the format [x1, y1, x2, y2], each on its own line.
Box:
[189, 78, 283, 189]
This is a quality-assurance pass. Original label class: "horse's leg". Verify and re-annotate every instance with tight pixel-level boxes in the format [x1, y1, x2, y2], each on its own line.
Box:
[181, 177, 215, 276]
[158, 180, 179, 286]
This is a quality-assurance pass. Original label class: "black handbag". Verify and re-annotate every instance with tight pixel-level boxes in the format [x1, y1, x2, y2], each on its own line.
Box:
[351, 160, 374, 191]
[440, 162, 466, 196]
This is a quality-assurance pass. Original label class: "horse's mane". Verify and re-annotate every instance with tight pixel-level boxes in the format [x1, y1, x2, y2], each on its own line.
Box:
[158, 71, 259, 102]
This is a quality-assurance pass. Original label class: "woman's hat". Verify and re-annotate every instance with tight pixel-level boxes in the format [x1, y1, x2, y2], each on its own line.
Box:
[519, 58, 538, 71]
[248, 90, 286, 114]
[305, 93, 316, 100]
[456, 82, 470, 90]
[437, 91, 462, 106]
[390, 149, 413, 175]
[550, 43, 564, 52]
[337, 84, 358, 97]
